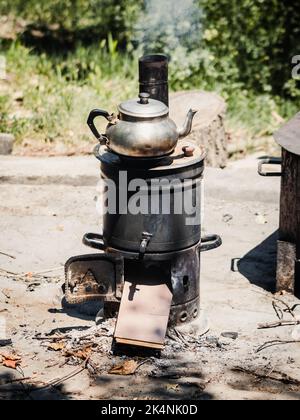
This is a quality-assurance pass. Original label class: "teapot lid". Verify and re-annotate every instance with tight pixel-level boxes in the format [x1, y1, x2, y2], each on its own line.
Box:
[118, 93, 168, 119]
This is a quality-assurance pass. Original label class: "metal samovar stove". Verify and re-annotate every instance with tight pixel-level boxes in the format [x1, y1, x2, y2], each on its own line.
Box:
[65, 55, 221, 349]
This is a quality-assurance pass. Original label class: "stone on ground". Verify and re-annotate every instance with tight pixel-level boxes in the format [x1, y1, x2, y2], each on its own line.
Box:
[0, 133, 14, 155]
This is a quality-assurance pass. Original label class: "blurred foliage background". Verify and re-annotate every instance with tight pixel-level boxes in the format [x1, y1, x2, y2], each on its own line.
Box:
[0, 0, 299, 155]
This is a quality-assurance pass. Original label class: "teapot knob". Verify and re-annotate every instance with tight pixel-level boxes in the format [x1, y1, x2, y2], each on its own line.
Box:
[139, 92, 150, 104]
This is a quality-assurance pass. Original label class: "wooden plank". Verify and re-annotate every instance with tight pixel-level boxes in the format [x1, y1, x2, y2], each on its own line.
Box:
[115, 338, 164, 350]
[114, 280, 173, 349]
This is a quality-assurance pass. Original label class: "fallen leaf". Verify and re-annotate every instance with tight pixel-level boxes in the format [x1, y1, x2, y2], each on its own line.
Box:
[3, 359, 20, 369]
[64, 347, 91, 360]
[0, 352, 21, 361]
[48, 342, 65, 352]
[1, 353, 22, 370]
[108, 360, 139, 376]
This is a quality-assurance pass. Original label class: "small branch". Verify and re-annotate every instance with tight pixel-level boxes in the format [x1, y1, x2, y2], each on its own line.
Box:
[233, 367, 300, 386]
[290, 304, 300, 313]
[0, 252, 16, 260]
[273, 297, 296, 319]
[31, 357, 90, 392]
[28, 267, 63, 276]
[0, 267, 62, 278]
[1, 377, 32, 385]
[256, 340, 300, 353]
[0, 268, 19, 276]
[136, 358, 151, 372]
[33, 335, 67, 342]
[272, 301, 283, 321]
[258, 320, 300, 330]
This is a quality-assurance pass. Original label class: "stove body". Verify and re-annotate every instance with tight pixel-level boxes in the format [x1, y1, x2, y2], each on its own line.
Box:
[65, 139, 221, 327]
[65, 55, 221, 345]
[76, 140, 220, 326]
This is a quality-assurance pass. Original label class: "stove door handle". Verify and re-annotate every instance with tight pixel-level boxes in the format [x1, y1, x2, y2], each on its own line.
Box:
[87, 109, 112, 145]
[258, 157, 282, 177]
[200, 234, 222, 252]
[83, 233, 105, 251]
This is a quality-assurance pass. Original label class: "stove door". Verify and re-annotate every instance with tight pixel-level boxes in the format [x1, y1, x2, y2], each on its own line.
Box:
[64, 254, 124, 305]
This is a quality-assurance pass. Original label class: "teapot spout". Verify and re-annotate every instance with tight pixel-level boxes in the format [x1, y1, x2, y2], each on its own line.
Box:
[177, 109, 198, 139]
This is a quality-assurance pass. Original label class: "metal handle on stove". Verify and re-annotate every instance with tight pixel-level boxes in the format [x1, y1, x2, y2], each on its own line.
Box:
[200, 234, 222, 252]
[258, 157, 282, 177]
[83, 233, 106, 251]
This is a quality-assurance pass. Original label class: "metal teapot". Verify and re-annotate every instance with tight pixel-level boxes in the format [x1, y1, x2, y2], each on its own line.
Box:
[87, 93, 197, 158]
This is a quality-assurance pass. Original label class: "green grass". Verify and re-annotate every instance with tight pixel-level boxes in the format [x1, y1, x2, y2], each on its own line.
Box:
[0, 41, 138, 152]
[0, 41, 298, 156]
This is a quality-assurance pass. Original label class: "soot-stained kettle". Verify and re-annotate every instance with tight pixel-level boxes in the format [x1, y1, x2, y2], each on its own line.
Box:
[87, 92, 197, 158]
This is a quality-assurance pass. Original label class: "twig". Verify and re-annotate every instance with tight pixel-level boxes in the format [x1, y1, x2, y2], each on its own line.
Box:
[31, 356, 90, 392]
[33, 335, 67, 342]
[1, 377, 32, 385]
[136, 358, 151, 372]
[68, 325, 112, 343]
[150, 372, 182, 380]
[0, 268, 18, 276]
[167, 328, 189, 347]
[0, 252, 16, 260]
[0, 267, 63, 279]
[273, 297, 296, 319]
[256, 340, 300, 353]
[33, 325, 110, 343]
[258, 320, 300, 330]
[27, 267, 63, 276]
[1, 290, 10, 299]
[174, 329, 189, 346]
[0, 359, 90, 394]
[258, 297, 299, 330]
[233, 366, 300, 386]
[290, 304, 300, 313]
[272, 301, 283, 321]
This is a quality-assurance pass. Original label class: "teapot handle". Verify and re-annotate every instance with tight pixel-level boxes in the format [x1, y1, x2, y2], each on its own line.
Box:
[87, 109, 113, 144]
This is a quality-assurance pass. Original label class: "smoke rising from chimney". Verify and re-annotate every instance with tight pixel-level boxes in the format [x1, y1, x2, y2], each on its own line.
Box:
[135, 0, 202, 55]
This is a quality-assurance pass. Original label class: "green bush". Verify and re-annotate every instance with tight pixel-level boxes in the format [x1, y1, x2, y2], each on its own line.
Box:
[200, 0, 300, 98]
[0, 0, 299, 151]
[1, 0, 299, 99]
[0, 0, 143, 46]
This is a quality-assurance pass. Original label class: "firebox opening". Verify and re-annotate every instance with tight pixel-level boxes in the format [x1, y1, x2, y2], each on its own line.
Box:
[124, 259, 172, 290]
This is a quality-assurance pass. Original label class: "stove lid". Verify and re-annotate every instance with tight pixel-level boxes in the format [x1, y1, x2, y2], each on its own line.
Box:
[118, 93, 168, 119]
[274, 112, 300, 156]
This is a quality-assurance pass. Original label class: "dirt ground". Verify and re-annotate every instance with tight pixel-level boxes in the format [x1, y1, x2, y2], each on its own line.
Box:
[0, 156, 300, 400]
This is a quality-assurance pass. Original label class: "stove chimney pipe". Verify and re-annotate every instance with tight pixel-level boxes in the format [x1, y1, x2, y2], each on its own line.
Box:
[139, 54, 169, 107]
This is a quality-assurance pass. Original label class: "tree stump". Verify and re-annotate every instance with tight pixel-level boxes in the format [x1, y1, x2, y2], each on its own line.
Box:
[273, 113, 300, 297]
[169, 91, 227, 168]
